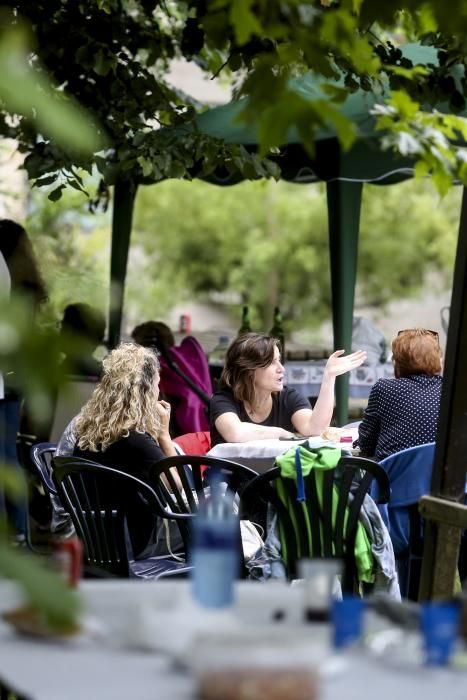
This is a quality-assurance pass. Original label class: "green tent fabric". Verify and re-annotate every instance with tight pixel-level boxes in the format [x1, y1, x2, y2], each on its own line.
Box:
[193, 43, 461, 185]
[108, 43, 464, 423]
[275, 445, 374, 583]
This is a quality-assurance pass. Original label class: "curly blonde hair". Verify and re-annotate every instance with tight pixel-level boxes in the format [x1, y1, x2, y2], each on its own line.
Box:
[75, 343, 161, 452]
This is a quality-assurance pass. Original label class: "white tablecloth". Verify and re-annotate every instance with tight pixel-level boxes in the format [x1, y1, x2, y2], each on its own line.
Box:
[1, 579, 466, 700]
[207, 434, 357, 462]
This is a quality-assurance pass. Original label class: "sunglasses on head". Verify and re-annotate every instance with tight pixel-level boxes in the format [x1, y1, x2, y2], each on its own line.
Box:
[397, 328, 439, 341]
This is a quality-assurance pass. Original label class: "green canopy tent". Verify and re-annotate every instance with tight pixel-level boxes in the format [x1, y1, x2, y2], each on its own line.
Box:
[109, 43, 451, 425]
[107, 43, 467, 596]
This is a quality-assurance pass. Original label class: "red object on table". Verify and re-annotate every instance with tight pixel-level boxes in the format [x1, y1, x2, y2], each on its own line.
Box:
[52, 537, 83, 587]
[179, 314, 191, 334]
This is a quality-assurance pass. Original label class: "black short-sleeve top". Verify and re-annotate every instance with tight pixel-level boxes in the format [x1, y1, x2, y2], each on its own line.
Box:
[357, 374, 442, 462]
[73, 430, 165, 557]
[209, 386, 310, 447]
[73, 430, 165, 481]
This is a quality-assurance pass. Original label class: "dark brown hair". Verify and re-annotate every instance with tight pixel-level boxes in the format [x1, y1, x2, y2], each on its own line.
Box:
[61, 303, 106, 345]
[221, 332, 279, 405]
[0, 219, 47, 311]
[131, 320, 175, 350]
[392, 329, 442, 378]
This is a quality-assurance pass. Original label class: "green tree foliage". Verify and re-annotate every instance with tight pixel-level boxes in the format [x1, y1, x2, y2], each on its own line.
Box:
[194, 1, 467, 191]
[133, 177, 459, 329]
[0, 1, 279, 199]
[24, 187, 109, 324]
[2, 2, 467, 196]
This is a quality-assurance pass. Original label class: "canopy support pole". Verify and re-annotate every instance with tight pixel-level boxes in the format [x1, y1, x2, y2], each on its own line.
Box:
[108, 179, 138, 349]
[419, 185, 467, 601]
[326, 180, 363, 426]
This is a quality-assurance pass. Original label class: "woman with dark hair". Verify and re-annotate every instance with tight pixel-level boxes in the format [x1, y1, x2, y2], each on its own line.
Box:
[210, 332, 366, 446]
[0, 219, 47, 540]
[357, 328, 443, 461]
[0, 219, 47, 312]
[59, 302, 106, 378]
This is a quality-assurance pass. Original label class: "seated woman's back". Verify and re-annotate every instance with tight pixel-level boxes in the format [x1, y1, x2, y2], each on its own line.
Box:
[357, 329, 443, 462]
[71, 342, 177, 558]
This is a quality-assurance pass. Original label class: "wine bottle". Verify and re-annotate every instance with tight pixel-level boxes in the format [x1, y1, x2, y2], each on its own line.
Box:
[238, 305, 252, 335]
[269, 306, 285, 358]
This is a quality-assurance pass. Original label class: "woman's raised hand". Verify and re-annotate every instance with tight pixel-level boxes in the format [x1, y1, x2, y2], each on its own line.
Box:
[324, 349, 366, 378]
[157, 400, 172, 437]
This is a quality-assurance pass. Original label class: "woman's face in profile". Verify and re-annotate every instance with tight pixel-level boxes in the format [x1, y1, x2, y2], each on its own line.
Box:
[253, 346, 285, 394]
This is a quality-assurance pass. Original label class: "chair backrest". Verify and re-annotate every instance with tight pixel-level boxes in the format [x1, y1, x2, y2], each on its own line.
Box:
[146, 455, 258, 553]
[377, 442, 436, 555]
[49, 377, 98, 443]
[240, 455, 390, 591]
[30, 442, 58, 496]
[52, 456, 163, 577]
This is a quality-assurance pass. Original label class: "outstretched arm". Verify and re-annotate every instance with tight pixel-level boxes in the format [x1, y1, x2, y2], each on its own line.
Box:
[291, 349, 366, 436]
[214, 412, 294, 443]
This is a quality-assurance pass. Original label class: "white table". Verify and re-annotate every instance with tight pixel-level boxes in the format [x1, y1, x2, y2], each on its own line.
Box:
[0, 579, 465, 700]
[207, 435, 357, 472]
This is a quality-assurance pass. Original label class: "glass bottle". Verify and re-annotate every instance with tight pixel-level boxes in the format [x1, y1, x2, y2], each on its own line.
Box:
[269, 306, 285, 358]
[209, 335, 230, 365]
[238, 305, 252, 336]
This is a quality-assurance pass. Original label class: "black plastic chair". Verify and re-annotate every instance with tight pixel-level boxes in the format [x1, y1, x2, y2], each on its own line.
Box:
[30, 442, 76, 542]
[52, 456, 191, 579]
[19, 442, 58, 553]
[240, 455, 390, 592]
[146, 455, 258, 559]
[30, 442, 57, 496]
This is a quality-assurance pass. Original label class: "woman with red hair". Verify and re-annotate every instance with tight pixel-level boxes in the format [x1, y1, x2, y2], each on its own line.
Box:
[357, 328, 443, 461]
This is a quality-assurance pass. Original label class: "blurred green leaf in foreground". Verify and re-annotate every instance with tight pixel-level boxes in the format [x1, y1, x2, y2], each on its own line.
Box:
[0, 535, 81, 630]
[0, 22, 105, 157]
[0, 295, 82, 626]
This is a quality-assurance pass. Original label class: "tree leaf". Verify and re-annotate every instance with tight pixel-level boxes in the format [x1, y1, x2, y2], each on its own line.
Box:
[0, 26, 105, 155]
[48, 185, 64, 201]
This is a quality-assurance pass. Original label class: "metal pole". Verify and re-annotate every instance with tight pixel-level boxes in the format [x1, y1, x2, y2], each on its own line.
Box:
[108, 180, 138, 349]
[326, 180, 363, 426]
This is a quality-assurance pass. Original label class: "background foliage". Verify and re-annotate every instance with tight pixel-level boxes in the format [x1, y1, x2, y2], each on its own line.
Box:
[25, 176, 459, 333]
[2, 1, 467, 198]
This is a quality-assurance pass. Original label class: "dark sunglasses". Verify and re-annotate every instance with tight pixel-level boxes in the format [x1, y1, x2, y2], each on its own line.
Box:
[397, 328, 439, 341]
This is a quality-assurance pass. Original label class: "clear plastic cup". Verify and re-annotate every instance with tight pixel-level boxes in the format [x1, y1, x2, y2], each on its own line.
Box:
[298, 558, 342, 622]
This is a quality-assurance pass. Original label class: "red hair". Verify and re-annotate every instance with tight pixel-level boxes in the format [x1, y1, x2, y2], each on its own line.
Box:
[392, 329, 442, 378]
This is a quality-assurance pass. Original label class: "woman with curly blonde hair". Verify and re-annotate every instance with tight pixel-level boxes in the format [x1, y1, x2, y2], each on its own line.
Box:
[73, 342, 177, 471]
[69, 343, 179, 558]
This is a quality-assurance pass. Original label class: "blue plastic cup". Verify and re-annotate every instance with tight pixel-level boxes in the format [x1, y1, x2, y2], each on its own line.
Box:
[421, 602, 460, 666]
[331, 596, 365, 649]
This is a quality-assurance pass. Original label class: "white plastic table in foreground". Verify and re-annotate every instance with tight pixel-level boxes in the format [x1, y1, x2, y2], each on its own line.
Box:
[0, 579, 465, 700]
